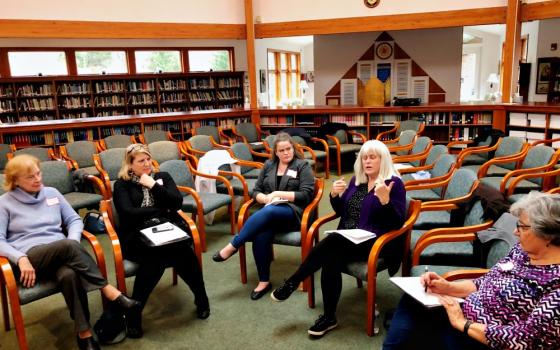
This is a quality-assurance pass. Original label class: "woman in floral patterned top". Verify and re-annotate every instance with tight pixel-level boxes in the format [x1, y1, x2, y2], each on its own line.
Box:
[383, 191, 560, 350]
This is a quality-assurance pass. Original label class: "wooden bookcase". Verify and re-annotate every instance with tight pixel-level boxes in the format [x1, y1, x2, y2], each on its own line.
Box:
[0, 71, 244, 124]
[506, 103, 560, 147]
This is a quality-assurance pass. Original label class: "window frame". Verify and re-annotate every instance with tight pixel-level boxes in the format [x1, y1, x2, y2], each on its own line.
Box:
[267, 49, 301, 106]
[0, 46, 235, 78]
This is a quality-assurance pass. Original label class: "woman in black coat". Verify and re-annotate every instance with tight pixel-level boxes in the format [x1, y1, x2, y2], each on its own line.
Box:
[113, 144, 209, 338]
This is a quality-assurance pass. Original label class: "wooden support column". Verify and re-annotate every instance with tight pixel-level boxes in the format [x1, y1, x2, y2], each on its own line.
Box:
[501, 0, 522, 103]
[244, 0, 259, 123]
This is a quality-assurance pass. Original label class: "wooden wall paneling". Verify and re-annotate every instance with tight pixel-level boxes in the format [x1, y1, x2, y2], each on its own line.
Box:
[0, 49, 10, 77]
[521, 0, 560, 21]
[254, 7, 507, 38]
[502, 0, 522, 103]
[245, 0, 258, 122]
[0, 20, 246, 39]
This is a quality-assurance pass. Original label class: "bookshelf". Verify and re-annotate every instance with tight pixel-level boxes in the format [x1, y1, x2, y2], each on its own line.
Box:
[0, 72, 244, 123]
[547, 58, 560, 105]
[506, 104, 560, 147]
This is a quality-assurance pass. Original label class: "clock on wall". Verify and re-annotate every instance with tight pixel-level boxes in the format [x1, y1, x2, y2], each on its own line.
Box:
[376, 42, 393, 60]
[364, 0, 380, 8]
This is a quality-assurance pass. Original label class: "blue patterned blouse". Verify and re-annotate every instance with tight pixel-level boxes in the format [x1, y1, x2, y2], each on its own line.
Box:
[462, 243, 560, 350]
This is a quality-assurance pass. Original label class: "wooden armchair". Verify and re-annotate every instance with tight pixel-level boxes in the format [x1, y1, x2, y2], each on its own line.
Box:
[99, 199, 202, 294]
[182, 135, 230, 159]
[193, 125, 234, 146]
[237, 178, 324, 287]
[392, 136, 432, 167]
[0, 231, 107, 350]
[476, 142, 530, 178]
[231, 122, 270, 152]
[376, 120, 425, 144]
[138, 129, 178, 144]
[506, 167, 560, 203]
[304, 198, 421, 336]
[8, 147, 57, 162]
[60, 140, 101, 176]
[99, 134, 135, 150]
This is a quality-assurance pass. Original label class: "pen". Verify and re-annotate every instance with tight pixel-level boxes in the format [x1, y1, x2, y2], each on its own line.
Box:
[424, 266, 429, 292]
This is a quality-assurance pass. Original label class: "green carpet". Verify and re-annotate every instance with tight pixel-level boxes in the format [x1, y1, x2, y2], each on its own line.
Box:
[1, 173, 406, 350]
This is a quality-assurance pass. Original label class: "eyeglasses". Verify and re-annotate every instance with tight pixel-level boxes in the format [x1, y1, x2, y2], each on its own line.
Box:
[516, 222, 531, 232]
[126, 144, 147, 154]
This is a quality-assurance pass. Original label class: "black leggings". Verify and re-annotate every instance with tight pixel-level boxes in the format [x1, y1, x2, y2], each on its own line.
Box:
[287, 233, 376, 318]
[129, 239, 208, 310]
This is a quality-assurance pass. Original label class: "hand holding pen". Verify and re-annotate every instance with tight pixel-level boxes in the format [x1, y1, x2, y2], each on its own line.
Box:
[422, 270, 451, 295]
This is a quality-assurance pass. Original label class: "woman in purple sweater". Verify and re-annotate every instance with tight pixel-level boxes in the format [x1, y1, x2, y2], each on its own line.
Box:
[271, 140, 406, 338]
[0, 155, 139, 350]
[383, 191, 560, 350]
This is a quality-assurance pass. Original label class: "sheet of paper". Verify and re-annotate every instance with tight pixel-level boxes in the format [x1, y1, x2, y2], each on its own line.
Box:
[140, 222, 188, 246]
[394, 163, 413, 170]
[390, 277, 464, 308]
[324, 229, 376, 244]
[265, 198, 289, 207]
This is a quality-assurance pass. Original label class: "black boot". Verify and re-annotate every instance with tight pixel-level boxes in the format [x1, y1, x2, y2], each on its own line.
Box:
[77, 335, 102, 350]
[125, 307, 143, 338]
[195, 296, 210, 320]
[110, 294, 141, 311]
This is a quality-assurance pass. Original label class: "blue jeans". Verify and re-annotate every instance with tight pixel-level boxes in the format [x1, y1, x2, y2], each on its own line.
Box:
[231, 204, 299, 281]
[383, 295, 488, 350]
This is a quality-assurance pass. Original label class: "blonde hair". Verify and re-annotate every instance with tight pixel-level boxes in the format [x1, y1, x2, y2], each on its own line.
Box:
[3, 154, 41, 191]
[353, 140, 400, 186]
[118, 144, 153, 180]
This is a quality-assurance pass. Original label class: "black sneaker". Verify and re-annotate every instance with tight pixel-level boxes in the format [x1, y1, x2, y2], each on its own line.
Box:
[308, 314, 338, 337]
[270, 280, 298, 302]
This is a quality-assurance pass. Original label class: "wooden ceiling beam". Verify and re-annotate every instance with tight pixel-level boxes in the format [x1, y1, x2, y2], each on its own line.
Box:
[254, 7, 507, 38]
[521, 0, 560, 22]
[0, 19, 246, 39]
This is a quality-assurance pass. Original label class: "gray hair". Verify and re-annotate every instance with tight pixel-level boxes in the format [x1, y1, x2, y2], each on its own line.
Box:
[510, 191, 560, 246]
[354, 139, 400, 186]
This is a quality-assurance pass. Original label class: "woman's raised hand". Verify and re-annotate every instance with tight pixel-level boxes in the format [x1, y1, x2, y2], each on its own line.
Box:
[330, 178, 347, 197]
[17, 256, 36, 288]
[374, 181, 393, 205]
[139, 173, 156, 189]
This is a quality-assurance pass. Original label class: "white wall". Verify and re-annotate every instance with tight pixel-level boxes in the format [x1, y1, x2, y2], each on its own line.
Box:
[314, 28, 463, 104]
[254, 0, 506, 23]
[302, 42, 315, 105]
[0, 38, 248, 71]
[463, 27, 503, 100]
[0, 0, 245, 23]
[254, 37, 313, 106]
[523, 21, 542, 102]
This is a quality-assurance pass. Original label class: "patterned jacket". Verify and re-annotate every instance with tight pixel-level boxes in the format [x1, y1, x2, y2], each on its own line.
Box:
[462, 243, 560, 349]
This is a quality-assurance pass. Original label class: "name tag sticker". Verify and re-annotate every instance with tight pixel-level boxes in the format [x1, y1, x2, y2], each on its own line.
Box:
[46, 197, 60, 206]
[287, 169, 297, 178]
[156, 179, 163, 185]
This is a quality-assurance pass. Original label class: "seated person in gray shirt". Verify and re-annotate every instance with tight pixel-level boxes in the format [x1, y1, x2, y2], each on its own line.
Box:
[0, 155, 139, 350]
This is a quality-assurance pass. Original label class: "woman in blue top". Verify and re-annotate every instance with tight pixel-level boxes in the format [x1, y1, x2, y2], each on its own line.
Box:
[0, 155, 139, 350]
[271, 140, 406, 338]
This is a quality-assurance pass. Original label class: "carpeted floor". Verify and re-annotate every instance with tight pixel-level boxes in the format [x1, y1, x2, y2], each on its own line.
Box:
[2, 172, 407, 350]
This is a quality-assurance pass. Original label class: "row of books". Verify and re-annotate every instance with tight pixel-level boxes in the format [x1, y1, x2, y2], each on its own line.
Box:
[131, 108, 157, 115]
[162, 106, 188, 112]
[216, 102, 243, 109]
[60, 96, 90, 109]
[96, 96, 125, 107]
[96, 111, 125, 117]
[160, 92, 187, 103]
[100, 126, 141, 138]
[159, 79, 187, 91]
[450, 112, 492, 125]
[509, 113, 560, 129]
[54, 129, 97, 144]
[218, 117, 250, 127]
[129, 94, 157, 105]
[295, 115, 328, 126]
[17, 84, 53, 96]
[0, 100, 14, 112]
[216, 91, 242, 100]
[19, 98, 55, 111]
[189, 79, 214, 89]
[128, 80, 156, 92]
[5, 133, 51, 147]
[0, 86, 14, 97]
[183, 119, 217, 132]
[260, 116, 294, 126]
[60, 112, 90, 119]
[190, 91, 215, 102]
[145, 123, 181, 132]
[331, 114, 366, 126]
[370, 114, 400, 125]
[217, 78, 241, 88]
[58, 83, 90, 95]
[94, 81, 126, 93]
[449, 127, 481, 141]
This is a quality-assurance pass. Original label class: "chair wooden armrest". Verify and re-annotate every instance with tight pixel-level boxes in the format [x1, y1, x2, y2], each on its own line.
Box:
[167, 131, 179, 142]
[210, 139, 231, 150]
[300, 179, 324, 253]
[230, 127, 249, 144]
[188, 167, 236, 200]
[548, 187, 560, 194]
[0, 256, 19, 332]
[419, 203, 459, 211]
[446, 140, 474, 150]
[418, 180, 478, 208]
[249, 148, 272, 160]
[399, 163, 434, 174]
[507, 167, 560, 196]
[84, 175, 110, 199]
[256, 124, 271, 137]
[500, 164, 557, 193]
[455, 139, 502, 167]
[405, 174, 452, 191]
[392, 144, 432, 164]
[298, 145, 317, 163]
[92, 154, 113, 198]
[218, 170, 249, 201]
[82, 230, 108, 280]
[100, 200, 127, 292]
[237, 198, 258, 233]
[477, 144, 529, 178]
[376, 123, 399, 141]
[443, 269, 489, 281]
[310, 137, 329, 153]
[176, 210, 203, 268]
[411, 221, 493, 267]
[218, 128, 234, 146]
[531, 137, 560, 147]
[404, 171, 454, 187]
[59, 146, 79, 169]
[325, 134, 340, 148]
[47, 148, 58, 160]
[177, 185, 205, 236]
[234, 159, 264, 169]
[387, 142, 414, 153]
[304, 212, 340, 252]
[347, 130, 367, 143]
[183, 142, 208, 158]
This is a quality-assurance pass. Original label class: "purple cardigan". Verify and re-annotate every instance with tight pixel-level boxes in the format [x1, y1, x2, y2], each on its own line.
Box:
[330, 175, 406, 235]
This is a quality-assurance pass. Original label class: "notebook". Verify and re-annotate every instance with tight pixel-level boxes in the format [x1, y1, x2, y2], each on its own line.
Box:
[390, 277, 465, 308]
[324, 229, 376, 244]
[140, 222, 189, 246]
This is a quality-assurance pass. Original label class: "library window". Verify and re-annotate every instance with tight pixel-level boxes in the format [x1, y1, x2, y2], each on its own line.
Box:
[75, 51, 128, 75]
[188, 49, 232, 72]
[8, 51, 68, 77]
[135, 50, 182, 73]
[267, 50, 300, 106]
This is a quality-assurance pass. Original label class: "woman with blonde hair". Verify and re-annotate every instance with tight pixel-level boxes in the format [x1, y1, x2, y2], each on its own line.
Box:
[113, 144, 209, 338]
[0, 154, 139, 350]
[271, 140, 406, 338]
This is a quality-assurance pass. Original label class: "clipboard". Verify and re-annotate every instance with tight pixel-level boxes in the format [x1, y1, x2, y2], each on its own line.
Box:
[140, 222, 190, 246]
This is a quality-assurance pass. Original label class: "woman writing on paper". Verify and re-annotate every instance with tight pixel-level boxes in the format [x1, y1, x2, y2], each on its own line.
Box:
[0, 155, 140, 350]
[212, 132, 315, 300]
[383, 191, 560, 350]
[271, 140, 406, 338]
[113, 144, 210, 338]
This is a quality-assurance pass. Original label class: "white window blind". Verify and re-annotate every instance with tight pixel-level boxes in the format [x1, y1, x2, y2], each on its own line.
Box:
[340, 79, 358, 105]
